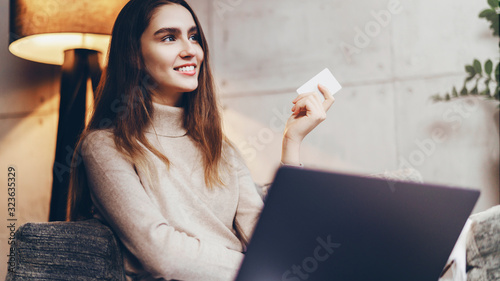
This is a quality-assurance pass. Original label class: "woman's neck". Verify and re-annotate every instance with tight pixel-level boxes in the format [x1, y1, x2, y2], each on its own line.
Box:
[144, 102, 187, 138]
[151, 90, 184, 107]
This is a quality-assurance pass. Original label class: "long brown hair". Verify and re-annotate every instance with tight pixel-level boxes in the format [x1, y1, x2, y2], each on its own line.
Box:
[67, 0, 226, 221]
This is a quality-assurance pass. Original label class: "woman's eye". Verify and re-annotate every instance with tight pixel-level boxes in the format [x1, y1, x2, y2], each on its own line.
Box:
[189, 34, 199, 42]
[162, 35, 175, 42]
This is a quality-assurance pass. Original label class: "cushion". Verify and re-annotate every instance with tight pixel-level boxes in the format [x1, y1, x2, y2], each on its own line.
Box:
[6, 218, 125, 281]
[466, 205, 500, 281]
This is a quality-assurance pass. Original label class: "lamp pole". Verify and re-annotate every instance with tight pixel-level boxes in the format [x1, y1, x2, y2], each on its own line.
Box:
[49, 49, 102, 221]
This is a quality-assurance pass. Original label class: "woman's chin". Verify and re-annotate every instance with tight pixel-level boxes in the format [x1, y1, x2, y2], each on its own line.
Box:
[179, 84, 199, 93]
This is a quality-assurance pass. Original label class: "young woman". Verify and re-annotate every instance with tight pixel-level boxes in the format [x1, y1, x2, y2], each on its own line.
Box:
[67, 0, 335, 280]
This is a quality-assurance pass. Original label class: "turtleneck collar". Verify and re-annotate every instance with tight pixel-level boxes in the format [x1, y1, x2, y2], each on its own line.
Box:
[144, 102, 187, 138]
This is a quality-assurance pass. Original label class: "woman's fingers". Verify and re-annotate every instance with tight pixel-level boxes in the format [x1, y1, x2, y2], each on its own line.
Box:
[317, 84, 335, 112]
[293, 92, 322, 109]
[293, 84, 335, 112]
[292, 95, 326, 120]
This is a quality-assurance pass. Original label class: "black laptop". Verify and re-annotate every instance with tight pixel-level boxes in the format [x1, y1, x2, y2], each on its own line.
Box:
[235, 167, 479, 281]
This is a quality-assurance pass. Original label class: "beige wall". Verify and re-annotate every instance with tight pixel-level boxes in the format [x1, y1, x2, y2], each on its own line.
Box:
[1, 0, 499, 278]
[0, 0, 61, 277]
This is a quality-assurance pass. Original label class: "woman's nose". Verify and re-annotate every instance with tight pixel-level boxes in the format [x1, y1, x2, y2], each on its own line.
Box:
[180, 40, 196, 58]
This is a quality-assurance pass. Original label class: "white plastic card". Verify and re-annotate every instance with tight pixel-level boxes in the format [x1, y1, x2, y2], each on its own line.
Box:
[296, 68, 342, 95]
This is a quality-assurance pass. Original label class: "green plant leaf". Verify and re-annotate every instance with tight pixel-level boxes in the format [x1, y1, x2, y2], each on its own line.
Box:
[471, 87, 479, 95]
[484, 79, 491, 92]
[485, 60, 493, 76]
[487, 0, 499, 8]
[452, 87, 458, 97]
[489, 15, 500, 36]
[460, 86, 469, 96]
[495, 62, 500, 83]
[431, 94, 443, 102]
[479, 6, 500, 36]
[465, 65, 475, 75]
[479, 9, 495, 18]
[491, 21, 500, 36]
[485, 88, 491, 97]
[480, 88, 491, 96]
[473, 59, 482, 75]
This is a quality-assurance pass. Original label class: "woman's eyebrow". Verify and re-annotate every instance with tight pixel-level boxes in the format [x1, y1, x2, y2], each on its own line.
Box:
[153, 26, 198, 36]
[154, 27, 180, 36]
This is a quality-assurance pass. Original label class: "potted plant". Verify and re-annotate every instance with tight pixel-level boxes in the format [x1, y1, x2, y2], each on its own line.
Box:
[431, 0, 499, 107]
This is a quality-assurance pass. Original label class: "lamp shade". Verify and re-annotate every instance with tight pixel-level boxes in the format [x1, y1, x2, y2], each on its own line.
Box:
[9, 0, 128, 65]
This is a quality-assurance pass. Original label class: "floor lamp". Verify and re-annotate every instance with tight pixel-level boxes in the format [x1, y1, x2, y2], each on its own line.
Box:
[8, 0, 128, 221]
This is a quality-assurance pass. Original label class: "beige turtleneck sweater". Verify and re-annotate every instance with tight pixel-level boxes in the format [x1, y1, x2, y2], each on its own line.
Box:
[81, 102, 264, 281]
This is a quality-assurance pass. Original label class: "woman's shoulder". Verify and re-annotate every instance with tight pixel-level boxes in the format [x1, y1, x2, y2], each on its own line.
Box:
[79, 128, 135, 166]
[222, 139, 249, 171]
[84, 128, 113, 142]
[222, 139, 239, 159]
[80, 129, 116, 152]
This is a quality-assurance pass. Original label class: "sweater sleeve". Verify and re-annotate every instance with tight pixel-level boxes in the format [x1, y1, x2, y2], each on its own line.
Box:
[81, 130, 244, 281]
[231, 150, 265, 248]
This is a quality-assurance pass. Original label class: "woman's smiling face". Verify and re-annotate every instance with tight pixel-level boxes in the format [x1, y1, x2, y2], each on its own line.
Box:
[140, 4, 204, 106]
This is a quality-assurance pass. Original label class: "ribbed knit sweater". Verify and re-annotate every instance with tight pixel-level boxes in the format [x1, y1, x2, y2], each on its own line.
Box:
[81, 102, 264, 281]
